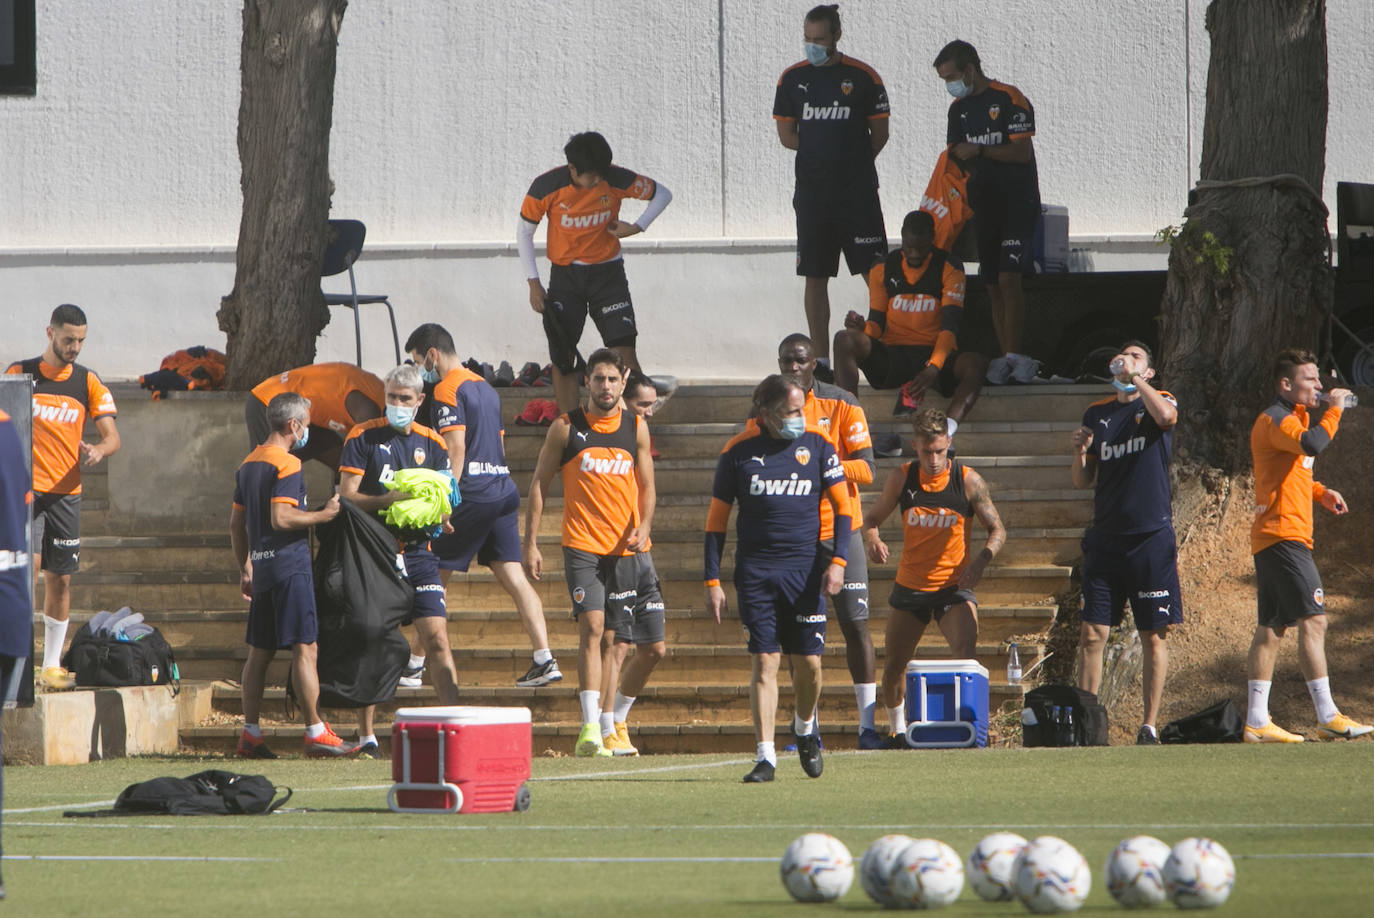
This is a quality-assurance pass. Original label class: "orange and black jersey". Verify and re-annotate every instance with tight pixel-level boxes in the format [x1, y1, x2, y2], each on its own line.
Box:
[705, 426, 849, 581]
[559, 408, 642, 556]
[520, 166, 657, 267]
[774, 54, 889, 191]
[919, 149, 974, 252]
[947, 79, 1038, 197]
[0, 410, 33, 656]
[895, 459, 972, 593]
[232, 444, 312, 587]
[6, 358, 116, 495]
[1251, 397, 1342, 553]
[339, 418, 451, 544]
[864, 248, 966, 359]
[250, 363, 384, 438]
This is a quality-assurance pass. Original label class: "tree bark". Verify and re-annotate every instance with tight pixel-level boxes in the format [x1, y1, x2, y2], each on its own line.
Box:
[1158, 0, 1330, 473]
[218, 0, 348, 390]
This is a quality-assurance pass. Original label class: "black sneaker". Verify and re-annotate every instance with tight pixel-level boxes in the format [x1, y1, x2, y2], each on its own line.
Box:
[493, 360, 515, 387]
[883, 732, 911, 750]
[356, 740, 381, 759]
[742, 760, 776, 783]
[1136, 725, 1160, 746]
[796, 732, 824, 778]
[516, 658, 564, 687]
[873, 433, 903, 458]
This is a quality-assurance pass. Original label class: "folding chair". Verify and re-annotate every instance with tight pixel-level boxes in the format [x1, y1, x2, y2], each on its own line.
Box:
[322, 219, 400, 366]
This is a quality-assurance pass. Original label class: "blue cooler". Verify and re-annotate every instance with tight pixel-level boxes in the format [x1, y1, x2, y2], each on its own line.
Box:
[904, 660, 990, 748]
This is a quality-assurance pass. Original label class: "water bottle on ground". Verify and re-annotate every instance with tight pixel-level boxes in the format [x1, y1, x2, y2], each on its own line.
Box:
[1317, 392, 1358, 408]
[1063, 707, 1076, 746]
[1006, 642, 1022, 686]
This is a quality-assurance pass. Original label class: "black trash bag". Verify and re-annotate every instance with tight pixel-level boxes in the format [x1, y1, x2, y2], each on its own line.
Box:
[1160, 699, 1244, 744]
[294, 499, 413, 708]
[65, 770, 290, 817]
[1021, 683, 1110, 747]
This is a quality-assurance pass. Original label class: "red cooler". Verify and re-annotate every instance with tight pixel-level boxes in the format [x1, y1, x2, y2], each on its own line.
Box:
[388, 706, 532, 814]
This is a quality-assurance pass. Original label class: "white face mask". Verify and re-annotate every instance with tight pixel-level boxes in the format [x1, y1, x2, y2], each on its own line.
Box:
[780, 417, 807, 440]
[804, 42, 830, 66]
[386, 403, 417, 430]
[946, 75, 973, 99]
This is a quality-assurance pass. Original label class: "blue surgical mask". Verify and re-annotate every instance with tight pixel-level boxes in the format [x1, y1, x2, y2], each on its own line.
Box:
[780, 417, 807, 440]
[420, 362, 441, 385]
[386, 403, 416, 430]
[946, 77, 973, 99]
[292, 424, 310, 451]
[804, 42, 830, 66]
[1112, 378, 1138, 395]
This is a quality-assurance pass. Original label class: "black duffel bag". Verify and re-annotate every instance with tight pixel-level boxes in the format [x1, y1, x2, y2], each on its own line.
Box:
[1160, 699, 1244, 744]
[1021, 683, 1109, 747]
[63, 623, 179, 694]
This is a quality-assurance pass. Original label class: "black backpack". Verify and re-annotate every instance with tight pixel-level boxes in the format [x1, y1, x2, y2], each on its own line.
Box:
[64, 770, 291, 817]
[1160, 699, 1245, 744]
[1021, 684, 1110, 747]
[63, 622, 179, 695]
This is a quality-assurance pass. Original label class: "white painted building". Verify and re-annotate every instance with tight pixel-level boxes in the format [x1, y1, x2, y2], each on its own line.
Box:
[2, 1, 1371, 379]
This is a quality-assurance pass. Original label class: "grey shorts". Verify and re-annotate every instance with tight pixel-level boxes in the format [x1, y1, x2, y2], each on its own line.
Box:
[1254, 540, 1324, 629]
[608, 551, 666, 645]
[563, 546, 618, 618]
[889, 583, 977, 624]
[32, 492, 80, 575]
[821, 531, 869, 624]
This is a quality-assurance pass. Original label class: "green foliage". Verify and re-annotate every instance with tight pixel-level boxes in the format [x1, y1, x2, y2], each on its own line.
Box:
[1157, 221, 1234, 278]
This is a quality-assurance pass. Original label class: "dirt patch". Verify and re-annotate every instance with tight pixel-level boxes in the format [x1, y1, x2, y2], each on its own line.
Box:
[1103, 400, 1374, 743]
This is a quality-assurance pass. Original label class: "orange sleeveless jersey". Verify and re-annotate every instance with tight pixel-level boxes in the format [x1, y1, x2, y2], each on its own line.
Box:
[251, 363, 384, 436]
[559, 409, 642, 556]
[1250, 400, 1341, 553]
[896, 461, 972, 592]
[864, 253, 966, 348]
[6, 359, 116, 495]
[520, 165, 657, 267]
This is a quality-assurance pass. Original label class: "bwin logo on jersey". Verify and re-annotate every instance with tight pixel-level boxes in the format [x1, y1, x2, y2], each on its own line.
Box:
[920, 194, 949, 219]
[904, 508, 958, 528]
[580, 452, 633, 475]
[749, 473, 813, 496]
[32, 401, 80, 424]
[560, 210, 611, 229]
[802, 100, 851, 120]
[1099, 435, 1147, 461]
[891, 294, 938, 313]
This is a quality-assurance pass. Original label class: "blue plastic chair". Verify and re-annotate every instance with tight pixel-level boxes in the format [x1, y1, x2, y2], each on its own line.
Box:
[322, 219, 400, 366]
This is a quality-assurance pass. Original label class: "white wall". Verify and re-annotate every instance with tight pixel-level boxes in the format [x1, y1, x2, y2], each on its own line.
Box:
[2, 1, 1372, 378]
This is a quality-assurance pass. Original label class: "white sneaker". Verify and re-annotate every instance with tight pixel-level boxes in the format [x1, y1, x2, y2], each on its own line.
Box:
[398, 661, 424, 688]
[1010, 353, 1041, 384]
[986, 356, 1014, 385]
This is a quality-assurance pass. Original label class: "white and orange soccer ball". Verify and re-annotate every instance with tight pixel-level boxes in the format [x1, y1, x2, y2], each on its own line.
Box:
[1012, 835, 1091, 913]
[779, 832, 854, 903]
[967, 831, 1029, 902]
[859, 834, 917, 907]
[888, 838, 965, 909]
[1104, 835, 1172, 908]
[1163, 837, 1235, 909]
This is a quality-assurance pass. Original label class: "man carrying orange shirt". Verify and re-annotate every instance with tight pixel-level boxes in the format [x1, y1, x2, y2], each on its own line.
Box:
[6, 304, 120, 691]
[247, 362, 384, 472]
[517, 132, 673, 412]
[1244, 349, 1370, 742]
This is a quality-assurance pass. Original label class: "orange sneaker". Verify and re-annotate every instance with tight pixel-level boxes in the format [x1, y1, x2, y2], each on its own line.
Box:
[236, 730, 278, 759]
[303, 723, 359, 758]
[1317, 712, 1374, 740]
[1243, 720, 1304, 744]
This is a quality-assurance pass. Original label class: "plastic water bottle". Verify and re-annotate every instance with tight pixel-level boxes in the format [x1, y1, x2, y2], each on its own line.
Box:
[1318, 392, 1358, 408]
[1063, 708, 1076, 746]
[1006, 642, 1022, 686]
[1109, 357, 1126, 377]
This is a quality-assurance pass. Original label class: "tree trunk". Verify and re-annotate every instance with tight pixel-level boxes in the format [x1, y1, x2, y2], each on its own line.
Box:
[1158, 0, 1330, 473]
[217, 0, 348, 390]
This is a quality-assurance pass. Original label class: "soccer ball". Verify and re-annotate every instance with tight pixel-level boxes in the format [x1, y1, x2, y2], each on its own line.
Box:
[1104, 835, 1171, 908]
[860, 834, 916, 907]
[780, 832, 854, 903]
[1163, 837, 1235, 909]
[1012, 835, 1091, 913]
[966, 832, 1028, 902]
[888, 838, 965, 909]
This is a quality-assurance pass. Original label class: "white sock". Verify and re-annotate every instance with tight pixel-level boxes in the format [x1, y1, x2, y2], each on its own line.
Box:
[614, 692, 636, 723]
[887, 704, 907, 735]
[242, 723, 262, 738]
[1306, 676, 1338, 723]
[855, 683, 877, 732]
[757, 741, 777, 767]
[794, 712, 815, 736]
[43, 615, 68, 670]
[533, 648, 553, 665]
[407, 653, 425, 669]
[599, 711, 615, 737]
[1247, 680, 1272, 729]
[358, 733, 377, 747]
[305, 722, 326, 739]
[1139, 723, 1157, 738]
[946, 417, 959, 438]
[579, 690, 601, 725]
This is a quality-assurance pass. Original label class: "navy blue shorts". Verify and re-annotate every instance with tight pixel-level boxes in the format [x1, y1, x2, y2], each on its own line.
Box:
[1081, 526, 1183, 632]
[246, 570, 318, 650]
[970, 185, 1038, 283]
[403, 547, 446, 620]
[430, 490, 522, 572]
[794, 185, 887, 278]
[733, 553, 828, 656]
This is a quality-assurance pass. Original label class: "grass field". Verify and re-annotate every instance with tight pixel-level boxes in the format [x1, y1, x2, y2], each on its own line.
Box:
[3, 744, 1372, 916]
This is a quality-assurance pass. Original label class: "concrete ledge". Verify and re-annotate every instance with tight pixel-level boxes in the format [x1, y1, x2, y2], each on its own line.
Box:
[2, 681, 213, 765]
